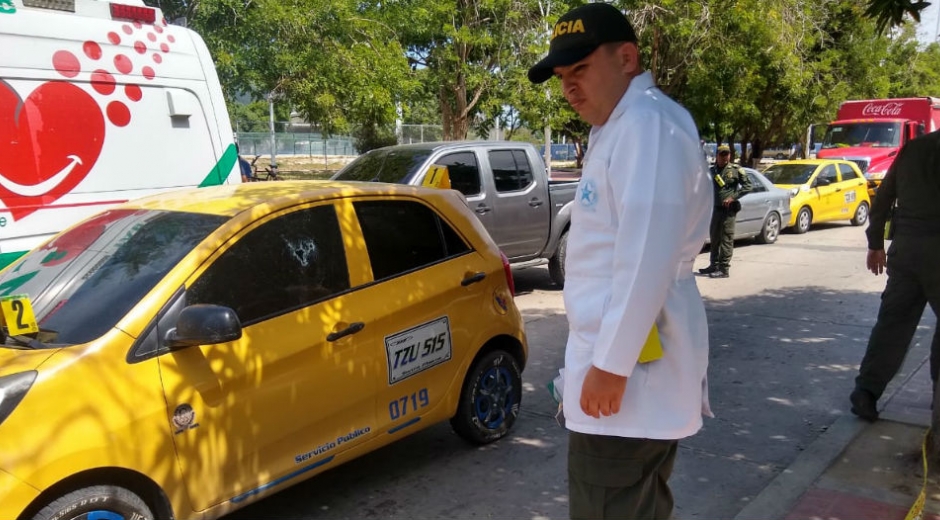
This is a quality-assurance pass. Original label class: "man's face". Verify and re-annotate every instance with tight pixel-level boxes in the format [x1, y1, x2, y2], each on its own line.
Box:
[717, 151, 730, 166]
[553, 43, 637, 126]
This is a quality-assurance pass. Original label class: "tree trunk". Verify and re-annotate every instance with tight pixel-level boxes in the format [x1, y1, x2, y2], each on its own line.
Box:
[750, 137, 765, 169]
[438, 42, 472, 141]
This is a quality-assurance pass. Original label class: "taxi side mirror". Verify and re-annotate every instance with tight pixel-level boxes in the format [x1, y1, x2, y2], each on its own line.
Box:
[165, 304, 242, 349]
[813, 177, 831, 187]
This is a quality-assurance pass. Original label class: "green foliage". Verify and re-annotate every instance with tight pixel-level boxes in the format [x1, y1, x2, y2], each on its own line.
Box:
[228, 100, 290, 132]
[353, 123, 399, 153]
[153, 0, 940, 152]
[864, 0, 930, 33]
[173, 0, 416, 136]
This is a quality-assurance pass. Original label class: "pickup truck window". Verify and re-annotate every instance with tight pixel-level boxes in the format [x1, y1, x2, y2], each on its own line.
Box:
[334, 148, 433, 184]
[435, 152, 482, 196]
[489, 150, 534, 193]
[188, 205, 350, 325]
[354, 200, 470, 281]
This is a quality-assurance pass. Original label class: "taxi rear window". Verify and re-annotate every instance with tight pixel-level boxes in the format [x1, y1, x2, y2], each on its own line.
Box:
[334, 148, 433, 184]
[0, 209, 226, 346]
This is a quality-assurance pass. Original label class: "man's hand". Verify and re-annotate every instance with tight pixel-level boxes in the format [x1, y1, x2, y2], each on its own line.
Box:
[580, 365, 628, 418]
[722, 197, 735, 208]
[867, 249, 887, 275]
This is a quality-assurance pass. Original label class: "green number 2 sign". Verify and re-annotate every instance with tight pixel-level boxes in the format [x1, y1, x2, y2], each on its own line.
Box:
[0, 0, 16, 14]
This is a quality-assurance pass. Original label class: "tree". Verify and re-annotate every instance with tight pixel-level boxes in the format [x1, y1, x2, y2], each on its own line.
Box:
[158, 0, 416, 136]
[228, 100, 290, 133]
[380, 0, 548, 140]
[864, 0, 930, 33]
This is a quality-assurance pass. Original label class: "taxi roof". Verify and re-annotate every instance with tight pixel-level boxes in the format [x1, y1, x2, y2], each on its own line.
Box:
[767, 159, 852, 166]
[123, 180, 440, 217]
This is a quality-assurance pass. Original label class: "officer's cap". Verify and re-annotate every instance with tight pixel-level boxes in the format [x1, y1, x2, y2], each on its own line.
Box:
[717, 145, 731, 154]
[527, 3, 638, 84]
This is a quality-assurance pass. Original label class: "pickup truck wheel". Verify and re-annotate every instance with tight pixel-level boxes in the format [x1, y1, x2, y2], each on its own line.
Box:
[450, 350, 522, 445]
[31, 485, 153, 520]
[548, 231, 567, 287]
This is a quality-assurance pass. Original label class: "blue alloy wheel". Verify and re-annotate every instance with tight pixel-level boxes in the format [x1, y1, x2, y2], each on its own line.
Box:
[452, 349, 523, 445]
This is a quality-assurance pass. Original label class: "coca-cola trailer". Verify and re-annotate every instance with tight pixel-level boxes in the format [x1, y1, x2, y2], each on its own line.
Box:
[817, 97, 940, 193]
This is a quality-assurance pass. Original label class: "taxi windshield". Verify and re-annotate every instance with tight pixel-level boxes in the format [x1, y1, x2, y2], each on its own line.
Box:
[762, 164, 818, 185]
[822, 122, 901, 149]
[333, 148, 433, 184]
[0, 209, 226, 348]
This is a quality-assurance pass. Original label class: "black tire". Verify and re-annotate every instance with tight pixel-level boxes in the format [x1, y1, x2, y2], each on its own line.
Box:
[548, 231, 567, 288]
[755, 212, 781, 244]
[851, 201, 869, 226]
[32, 485, 153, 520]
[794, 207, 812, 234]
[451, 349, 522, 445]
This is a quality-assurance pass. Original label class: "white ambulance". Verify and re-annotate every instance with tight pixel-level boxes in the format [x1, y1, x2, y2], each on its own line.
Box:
[0, 0, 239, 268]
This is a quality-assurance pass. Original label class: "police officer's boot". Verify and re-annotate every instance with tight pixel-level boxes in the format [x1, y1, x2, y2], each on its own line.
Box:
[699, 265, 718, 275]
[850, 387, 879, 422]
[709, 269, 729, 278]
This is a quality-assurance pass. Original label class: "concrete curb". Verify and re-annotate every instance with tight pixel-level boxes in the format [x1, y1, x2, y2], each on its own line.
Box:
[732, 414, 867, 520]
[733, 352, 932, 520]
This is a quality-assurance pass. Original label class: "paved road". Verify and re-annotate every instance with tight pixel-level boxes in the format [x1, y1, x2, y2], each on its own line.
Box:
[227, 222, 937, 519]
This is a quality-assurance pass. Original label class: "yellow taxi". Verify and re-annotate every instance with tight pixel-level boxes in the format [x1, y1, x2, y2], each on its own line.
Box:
[761, 159, 871, 234]
[0, 181, 527, 520]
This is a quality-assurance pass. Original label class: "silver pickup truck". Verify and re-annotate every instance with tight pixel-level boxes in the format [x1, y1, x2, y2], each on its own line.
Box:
[333, 141, 578, 286]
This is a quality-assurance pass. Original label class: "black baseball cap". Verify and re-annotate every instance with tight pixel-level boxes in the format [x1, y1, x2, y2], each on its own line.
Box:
[527, 3, 638, 84]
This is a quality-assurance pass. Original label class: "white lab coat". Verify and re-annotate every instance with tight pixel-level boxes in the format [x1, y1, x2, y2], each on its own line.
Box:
[562, 72, 714, 440]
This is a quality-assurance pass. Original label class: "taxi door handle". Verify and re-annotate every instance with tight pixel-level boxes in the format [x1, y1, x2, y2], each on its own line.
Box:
[835, 187, 842, 192]
[461, 272, 486, 286]
[327, 322, 365, 342]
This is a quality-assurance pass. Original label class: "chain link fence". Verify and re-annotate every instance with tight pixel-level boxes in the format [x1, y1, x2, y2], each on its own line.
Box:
[235, 131, 356, 158]
[400, 124, 444, 144]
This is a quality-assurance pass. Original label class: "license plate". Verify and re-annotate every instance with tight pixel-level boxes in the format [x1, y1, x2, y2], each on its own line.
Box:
[385, 317, 452, 385]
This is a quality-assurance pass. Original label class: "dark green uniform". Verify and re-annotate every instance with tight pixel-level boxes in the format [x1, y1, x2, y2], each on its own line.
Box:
[705, 162, 752, 276]
[854, 130, 940, 416]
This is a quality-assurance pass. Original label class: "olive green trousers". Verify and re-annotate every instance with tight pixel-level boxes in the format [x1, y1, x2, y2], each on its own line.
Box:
[568, 431, 678, 520]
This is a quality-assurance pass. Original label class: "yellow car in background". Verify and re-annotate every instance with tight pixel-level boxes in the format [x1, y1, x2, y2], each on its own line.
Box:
[761, 159, 871, 234]
[0, 181, 526, 520]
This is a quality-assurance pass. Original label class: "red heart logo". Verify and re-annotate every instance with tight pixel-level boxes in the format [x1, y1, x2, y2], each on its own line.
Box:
[0, 81, 105, 221]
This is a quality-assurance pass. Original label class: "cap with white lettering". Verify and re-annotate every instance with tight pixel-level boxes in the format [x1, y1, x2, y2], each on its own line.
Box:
[527, 3, 638, 84]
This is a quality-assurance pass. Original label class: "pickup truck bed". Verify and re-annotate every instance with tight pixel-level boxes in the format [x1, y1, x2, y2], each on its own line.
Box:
[333, 141, 578, 285]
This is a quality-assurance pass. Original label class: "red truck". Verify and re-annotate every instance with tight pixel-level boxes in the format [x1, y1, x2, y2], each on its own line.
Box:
[816, 97, 940, 194]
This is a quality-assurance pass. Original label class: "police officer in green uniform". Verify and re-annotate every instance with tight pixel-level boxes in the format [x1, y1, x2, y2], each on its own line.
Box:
[700, 145, 752, 278]
[850, 130, 940, 421]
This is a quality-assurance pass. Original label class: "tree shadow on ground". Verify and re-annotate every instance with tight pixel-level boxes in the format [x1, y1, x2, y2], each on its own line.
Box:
[224, 283, 936, 520]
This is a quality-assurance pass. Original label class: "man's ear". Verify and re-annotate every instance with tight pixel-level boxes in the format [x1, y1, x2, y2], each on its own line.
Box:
[619, 42, 640, 75]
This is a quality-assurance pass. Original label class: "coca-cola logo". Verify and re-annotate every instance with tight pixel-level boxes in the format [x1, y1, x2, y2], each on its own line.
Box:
[861, 102, 903, 117]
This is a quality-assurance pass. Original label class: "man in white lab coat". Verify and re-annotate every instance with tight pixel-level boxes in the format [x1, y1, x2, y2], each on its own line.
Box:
[528, 4, 713, 519]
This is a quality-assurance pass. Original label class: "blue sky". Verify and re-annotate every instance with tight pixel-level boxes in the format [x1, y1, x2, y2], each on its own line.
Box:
[916, 1, 940, 45]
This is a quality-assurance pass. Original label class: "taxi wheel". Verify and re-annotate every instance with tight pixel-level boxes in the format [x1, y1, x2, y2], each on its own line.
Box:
[851, 201, 869, 226]
[32, 485, 152, 520]
[794, 207, 812, 234]
[451, 349, 522, 445]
